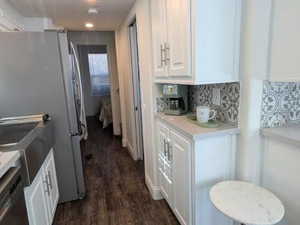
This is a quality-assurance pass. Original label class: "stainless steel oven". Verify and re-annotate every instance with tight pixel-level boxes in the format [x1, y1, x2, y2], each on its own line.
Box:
[0, 166, 29, 225]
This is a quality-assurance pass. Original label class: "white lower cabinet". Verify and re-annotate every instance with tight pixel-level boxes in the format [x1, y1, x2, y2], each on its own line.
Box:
[156, 120, 236, 225]
[171, 130, 191, 225]
[24, 149, 59, 225]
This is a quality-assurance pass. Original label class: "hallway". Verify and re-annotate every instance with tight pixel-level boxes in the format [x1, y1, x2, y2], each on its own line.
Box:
[54, 117, 179, 225]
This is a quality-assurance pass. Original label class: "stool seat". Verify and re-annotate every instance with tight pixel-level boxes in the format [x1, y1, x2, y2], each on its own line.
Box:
[210, 181, 285, 225]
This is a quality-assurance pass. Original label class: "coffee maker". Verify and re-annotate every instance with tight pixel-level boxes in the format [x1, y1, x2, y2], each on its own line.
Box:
[162, 84, 188, 115]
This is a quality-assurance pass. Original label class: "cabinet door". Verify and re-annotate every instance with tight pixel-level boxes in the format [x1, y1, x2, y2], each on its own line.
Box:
[151, 0, 168, 77]
[166, 0, 191, 77]
[24, 170, 50, 225]
[44, 149, 59, 222]
[157, 121, 169, 161]
[157, 121, 173, 206]
[268, 0, 300, 81]
[170, 130, 191, 225]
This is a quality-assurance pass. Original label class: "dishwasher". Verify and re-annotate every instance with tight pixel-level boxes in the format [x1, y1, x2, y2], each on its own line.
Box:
[0, 166, 29, 225]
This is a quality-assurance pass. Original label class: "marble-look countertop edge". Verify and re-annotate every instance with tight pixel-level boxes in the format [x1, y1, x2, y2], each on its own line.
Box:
[261, 127, 300, 148]
[155, 113, 240, 141]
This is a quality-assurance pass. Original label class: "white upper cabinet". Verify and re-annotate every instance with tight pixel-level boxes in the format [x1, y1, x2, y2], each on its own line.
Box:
[151, 0, 168, 77]
[166, 0, 191, 78]
[267, 0, 300, 81]
[151, 0, 241, 84]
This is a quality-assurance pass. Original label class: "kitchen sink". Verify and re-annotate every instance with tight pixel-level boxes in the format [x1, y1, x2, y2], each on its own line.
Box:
[0, 123, 37, 146]
[0, 120, 54, 185]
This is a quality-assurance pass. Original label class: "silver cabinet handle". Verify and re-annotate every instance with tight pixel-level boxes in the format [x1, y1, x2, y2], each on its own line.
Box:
[163, 139, 166, 157]
[167, 141, 172, 161]
[160, 44, 166, 67]
[166, 141, 170, 161]
[43, 176, 50, 196]
[47, 171, 53, 190]
[164, 42, 170, 64]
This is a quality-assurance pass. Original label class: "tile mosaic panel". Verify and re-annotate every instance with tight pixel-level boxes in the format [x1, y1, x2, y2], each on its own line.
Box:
[261, 81, 300, 128]
[156, 82, 240, 123]
[189, 83, 240, 123]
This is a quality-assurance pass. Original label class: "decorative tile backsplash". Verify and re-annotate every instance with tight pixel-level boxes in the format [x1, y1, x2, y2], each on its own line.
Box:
[189, 83, 240, 123]
[157, 82, 240, 124]
[261, 81, 300, 128]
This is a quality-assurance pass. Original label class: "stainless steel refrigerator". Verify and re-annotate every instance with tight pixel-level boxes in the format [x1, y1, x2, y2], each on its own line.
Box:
[0, 31, 87, 203]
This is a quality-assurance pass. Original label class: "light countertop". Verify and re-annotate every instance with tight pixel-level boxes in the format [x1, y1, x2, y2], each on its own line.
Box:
[156, 113, 240, 140]
[261, 125, 300, 147]
[0, 151, 21, 178]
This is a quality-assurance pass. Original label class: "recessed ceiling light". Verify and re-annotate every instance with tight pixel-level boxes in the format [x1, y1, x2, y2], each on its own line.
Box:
[85, 23, 94, 28]
[88, 8, 98, 14]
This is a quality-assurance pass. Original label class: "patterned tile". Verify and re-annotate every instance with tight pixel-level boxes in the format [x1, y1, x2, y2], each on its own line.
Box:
[261, 81, 300, 128]
[156, 83, 240, 123]
[156, 97, 165, 113]
[189, 82, 240, 123]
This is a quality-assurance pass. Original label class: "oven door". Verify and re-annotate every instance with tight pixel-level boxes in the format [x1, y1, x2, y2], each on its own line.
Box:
[0, 167, 29, 225]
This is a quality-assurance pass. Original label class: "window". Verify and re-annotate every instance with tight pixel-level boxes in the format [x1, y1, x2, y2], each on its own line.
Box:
[88, 53, 111, 96]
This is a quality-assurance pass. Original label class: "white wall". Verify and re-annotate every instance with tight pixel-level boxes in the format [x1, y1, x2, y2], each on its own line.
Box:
[0, 0, 24, 30]
[0, 0, 61, 31]
[116, 0, 161, 199]
[239, 1, 299, 224]
[24, 17, 62, 31]
[68, 31, 122, 136]
[237, 0, 271, 183]
[77, 45, 108, 116]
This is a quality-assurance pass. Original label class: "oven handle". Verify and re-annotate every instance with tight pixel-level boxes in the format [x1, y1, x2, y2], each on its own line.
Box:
[0, 166, 22, 223]
[0, 167, 21, 197]
[0, 199, 12, 223]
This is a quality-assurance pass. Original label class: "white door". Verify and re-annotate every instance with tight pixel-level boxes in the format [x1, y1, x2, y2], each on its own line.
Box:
[24, 172, 50, 225]
[166, 0, 191, 77]
[157, 122, 173, 206]
[151, 0, 168, 77]
[170, 130, 191, 225]
[129, 21, 144, 160]
[44, 150, 59, 222]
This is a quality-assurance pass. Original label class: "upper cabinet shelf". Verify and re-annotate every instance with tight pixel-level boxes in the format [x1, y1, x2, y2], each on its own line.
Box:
[151, 0, 242, 85]
[267, 0, 300, 82]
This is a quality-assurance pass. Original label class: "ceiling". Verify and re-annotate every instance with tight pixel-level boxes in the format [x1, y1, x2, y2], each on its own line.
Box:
[8, 0, 136, 30]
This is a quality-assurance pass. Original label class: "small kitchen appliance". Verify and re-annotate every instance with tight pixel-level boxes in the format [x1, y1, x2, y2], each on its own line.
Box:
[162, 84, 188, 115]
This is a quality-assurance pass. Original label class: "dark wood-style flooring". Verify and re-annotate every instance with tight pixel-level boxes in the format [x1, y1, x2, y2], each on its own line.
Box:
[54, 117, 179, 225]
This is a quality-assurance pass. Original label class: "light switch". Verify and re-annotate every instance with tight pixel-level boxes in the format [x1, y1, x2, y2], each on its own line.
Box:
[212, 88, 221, 106]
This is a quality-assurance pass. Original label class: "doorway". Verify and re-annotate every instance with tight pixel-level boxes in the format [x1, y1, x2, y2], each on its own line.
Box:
[129, 20, 144, 160]
[77, 45, 113, 130]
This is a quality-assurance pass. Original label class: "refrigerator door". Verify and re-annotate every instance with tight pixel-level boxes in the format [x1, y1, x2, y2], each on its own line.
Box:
[0, 32, 80, 202]
[58, 33, 80, 135]
[58, 33, 86, 197]
[70, 42, 88, 140]
[70, 135, 86, 198]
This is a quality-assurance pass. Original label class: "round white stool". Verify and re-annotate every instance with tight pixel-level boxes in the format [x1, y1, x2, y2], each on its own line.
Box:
[210, 181, 285, 225]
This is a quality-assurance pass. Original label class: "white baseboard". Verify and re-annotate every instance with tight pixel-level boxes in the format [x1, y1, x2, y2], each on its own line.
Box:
[145, 175, 163, 200]
[122, 138, 127, 147]
[127, 142, 138, 161]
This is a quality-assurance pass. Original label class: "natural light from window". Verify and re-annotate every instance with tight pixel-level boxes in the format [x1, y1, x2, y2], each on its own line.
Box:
[88, 53, 111, 96]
